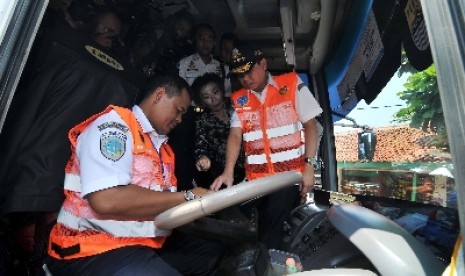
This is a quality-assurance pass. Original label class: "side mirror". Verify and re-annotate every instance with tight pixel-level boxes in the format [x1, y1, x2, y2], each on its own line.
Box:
[358, 130, 376, 161]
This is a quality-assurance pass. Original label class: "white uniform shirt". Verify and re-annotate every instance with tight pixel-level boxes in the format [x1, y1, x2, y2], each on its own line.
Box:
[178, 53, 232, 96]
[230, 73, 323, 127]
[77, 105, 168, 197]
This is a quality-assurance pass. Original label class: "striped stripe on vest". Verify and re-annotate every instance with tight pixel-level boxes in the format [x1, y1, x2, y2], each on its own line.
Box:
[231, 72, 305, 180]
[49, 105, 176, 259]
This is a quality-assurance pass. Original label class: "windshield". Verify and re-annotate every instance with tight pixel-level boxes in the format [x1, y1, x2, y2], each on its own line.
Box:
[333, 63, 454, 208]
[325, 53, 459, 265]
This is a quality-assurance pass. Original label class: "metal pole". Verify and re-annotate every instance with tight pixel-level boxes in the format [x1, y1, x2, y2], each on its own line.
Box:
[421, 0, 465, 265]
[311, 73, 338, 192]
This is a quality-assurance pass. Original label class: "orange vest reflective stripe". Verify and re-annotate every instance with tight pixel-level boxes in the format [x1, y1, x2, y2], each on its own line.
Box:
[231, 72, 305, 180]
[49, 105, 176, 260]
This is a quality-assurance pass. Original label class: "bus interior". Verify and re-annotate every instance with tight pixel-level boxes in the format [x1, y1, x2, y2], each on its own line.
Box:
[0, 0, 464, 275]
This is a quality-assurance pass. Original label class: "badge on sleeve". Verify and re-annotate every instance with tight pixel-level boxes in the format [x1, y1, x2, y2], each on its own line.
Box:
[100, 131, 127, 161]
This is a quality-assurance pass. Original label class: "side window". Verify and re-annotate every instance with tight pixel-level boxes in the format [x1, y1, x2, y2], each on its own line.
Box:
[334, 63, 456, 209]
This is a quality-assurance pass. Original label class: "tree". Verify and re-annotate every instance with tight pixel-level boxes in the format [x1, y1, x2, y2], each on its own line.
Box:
[393, 62, 448, 149]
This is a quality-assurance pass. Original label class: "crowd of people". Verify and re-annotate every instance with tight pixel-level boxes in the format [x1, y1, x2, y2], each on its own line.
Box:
[0, 0, 323, 275]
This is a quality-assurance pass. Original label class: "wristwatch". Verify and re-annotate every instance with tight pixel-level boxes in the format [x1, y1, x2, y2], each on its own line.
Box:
[183, 190, 196, 201]
[304, 157, 317, 167]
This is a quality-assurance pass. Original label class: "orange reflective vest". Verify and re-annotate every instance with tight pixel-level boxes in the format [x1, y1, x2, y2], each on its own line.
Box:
[49, 105, 176, 260]
[231, 72, 305, 180]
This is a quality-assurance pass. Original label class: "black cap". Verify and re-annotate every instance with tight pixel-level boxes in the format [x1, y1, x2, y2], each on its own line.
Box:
[230, 43, 264, 75]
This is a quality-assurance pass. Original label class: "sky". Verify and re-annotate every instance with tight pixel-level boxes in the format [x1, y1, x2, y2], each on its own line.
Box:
[334, 73, 410, 133]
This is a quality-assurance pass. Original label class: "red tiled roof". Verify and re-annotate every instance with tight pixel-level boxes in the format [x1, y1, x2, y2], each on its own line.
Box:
[334, 125, 450, 163]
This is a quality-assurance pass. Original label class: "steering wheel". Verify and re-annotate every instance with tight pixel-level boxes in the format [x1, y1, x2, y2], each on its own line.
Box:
[154, 171, 302, 230]
[327, 204, 447, 276]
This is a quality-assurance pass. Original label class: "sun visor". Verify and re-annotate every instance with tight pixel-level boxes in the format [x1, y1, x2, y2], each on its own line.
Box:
[324, 0, 433, 122]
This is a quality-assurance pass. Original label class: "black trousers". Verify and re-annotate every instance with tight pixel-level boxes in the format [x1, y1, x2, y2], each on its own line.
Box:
[45, 246, 181, 276]
[240, 184, 300, 250]
[157, 229, 228, 276]
[46, 231, 228, 276]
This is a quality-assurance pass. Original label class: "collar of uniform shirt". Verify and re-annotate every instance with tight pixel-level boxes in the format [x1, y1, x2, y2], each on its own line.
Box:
[132, 105, 168, 151]
[249, 72, 279, 102]
[250, 72, 278, 93]
[266, 72, 279, 90]
[193, 52, 216, 65]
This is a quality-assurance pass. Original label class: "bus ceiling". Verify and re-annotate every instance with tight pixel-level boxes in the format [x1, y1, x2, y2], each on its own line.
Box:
[146, 0, 434, 118]
[0, 0, 436, 131]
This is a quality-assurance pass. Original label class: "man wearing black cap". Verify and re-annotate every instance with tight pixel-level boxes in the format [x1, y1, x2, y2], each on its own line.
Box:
[211, 43, 323, 250]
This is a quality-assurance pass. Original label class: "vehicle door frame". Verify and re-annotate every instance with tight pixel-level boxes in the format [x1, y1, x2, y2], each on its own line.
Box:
[0, 0, 48, 132]
[421, 0, 465, 257]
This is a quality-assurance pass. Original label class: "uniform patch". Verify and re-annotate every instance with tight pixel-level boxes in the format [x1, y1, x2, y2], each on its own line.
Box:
[187, 60, 197, 70]
[100, 131, 127, 161]
[237, 95, 249, 106]
[98, 121, 129, 133]
[85, 45, 124, 70]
